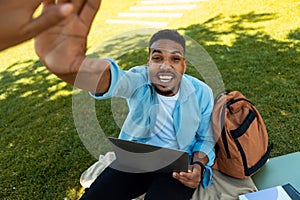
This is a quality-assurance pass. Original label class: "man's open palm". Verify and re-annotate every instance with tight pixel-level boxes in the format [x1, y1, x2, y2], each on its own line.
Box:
[35, 0, 101, 75]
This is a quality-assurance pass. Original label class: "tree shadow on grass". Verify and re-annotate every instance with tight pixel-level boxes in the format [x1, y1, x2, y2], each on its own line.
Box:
[288, 28, 300, 40]
[0, 11, 299, 199]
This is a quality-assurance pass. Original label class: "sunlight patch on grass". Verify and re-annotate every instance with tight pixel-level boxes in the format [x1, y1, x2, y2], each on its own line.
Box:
[20, 90, 37, 98]
[48, 82, 69, 92]
[65, 186, 85, 200]
[280, 110, 288, 116]
[47, 82, 74, 101]
[46, 73, 60, 82]
[48, 90, 74, 101]
[219, 34, 236, 46]
[0, 93, 7, 100]
[15, 77, 35, 85]
[33, 66, 47, 74]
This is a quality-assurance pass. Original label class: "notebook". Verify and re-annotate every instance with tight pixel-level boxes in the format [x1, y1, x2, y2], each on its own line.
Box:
[239, 183, 300, 200]
[108, 137, 189, 173]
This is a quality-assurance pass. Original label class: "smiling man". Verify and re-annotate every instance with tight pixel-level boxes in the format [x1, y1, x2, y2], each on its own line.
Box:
[85, 30, 216, 200]
[34, 1, 215, 198]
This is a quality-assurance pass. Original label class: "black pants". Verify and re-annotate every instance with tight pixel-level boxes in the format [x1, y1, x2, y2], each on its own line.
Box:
[80, 166, 196, 200]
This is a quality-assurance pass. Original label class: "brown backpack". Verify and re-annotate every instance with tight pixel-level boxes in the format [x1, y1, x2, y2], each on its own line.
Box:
[211, 91, 273, 179]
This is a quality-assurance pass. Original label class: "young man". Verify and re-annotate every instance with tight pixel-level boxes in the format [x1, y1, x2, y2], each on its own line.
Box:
[34, 1, 215, 199]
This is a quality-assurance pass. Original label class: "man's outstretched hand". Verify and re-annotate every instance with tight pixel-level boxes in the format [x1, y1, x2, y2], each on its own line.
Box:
[35, 0, 101, 72]
[0, 0, 76, 51]
[35, 0, 111, 93]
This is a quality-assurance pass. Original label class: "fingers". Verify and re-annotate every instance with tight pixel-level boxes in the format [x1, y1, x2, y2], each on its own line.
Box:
[173, 172, 199, 188]
[41, 0, 56, 8]
[42, 0, 55, 5]
[173, 171, 193, 182]
[173, 169, 201, 188]
[79, 0, 101, 27]
[173, 173, 190, 183]
[71, 0, 87, 14]
[22, 3, 74, 39]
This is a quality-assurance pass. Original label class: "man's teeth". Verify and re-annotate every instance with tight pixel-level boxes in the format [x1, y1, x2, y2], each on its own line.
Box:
[159, 75, 172, 82]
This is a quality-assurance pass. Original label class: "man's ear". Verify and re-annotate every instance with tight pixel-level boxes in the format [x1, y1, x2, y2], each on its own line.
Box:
[147, 57, 150, 66]
[183, 59, 187, 73]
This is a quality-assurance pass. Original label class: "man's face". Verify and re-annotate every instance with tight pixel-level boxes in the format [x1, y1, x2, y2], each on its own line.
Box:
[147, 39, 186, 96]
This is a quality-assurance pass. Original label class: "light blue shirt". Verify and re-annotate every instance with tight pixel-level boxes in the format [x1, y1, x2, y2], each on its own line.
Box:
[90, 58, 215, 187]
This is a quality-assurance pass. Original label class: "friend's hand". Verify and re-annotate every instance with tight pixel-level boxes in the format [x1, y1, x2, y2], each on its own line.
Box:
[172, 165, 202, 188]
[0, 0, 75, 51]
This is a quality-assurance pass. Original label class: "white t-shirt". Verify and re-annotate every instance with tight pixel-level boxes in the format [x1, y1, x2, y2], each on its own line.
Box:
[145, 91, 180, 149]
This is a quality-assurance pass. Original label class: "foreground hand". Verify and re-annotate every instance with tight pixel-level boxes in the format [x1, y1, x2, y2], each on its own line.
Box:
[35, 0, 109, 92]
[35, 0, 101, 70]
[0, 0, 75, 51]
[172, 165, 202, 188]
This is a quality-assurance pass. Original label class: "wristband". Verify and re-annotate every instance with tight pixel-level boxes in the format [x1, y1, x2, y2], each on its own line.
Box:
[191, 161, 205, 182]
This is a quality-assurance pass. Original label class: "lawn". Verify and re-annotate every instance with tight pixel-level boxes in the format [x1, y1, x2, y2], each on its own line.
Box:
[0, 0, 299, 199]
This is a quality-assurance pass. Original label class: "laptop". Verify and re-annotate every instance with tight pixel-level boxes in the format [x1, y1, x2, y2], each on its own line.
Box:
[108, 137, 189, 173]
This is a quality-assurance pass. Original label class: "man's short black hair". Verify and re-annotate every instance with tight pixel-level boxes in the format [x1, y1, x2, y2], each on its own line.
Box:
[149, 29, 186, 53]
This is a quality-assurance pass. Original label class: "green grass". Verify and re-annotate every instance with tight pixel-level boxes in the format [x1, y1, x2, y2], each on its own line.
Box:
[0, 0, 299, 199]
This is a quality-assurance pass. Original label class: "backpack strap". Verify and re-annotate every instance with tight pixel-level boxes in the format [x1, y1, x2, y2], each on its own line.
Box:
[246, 143, 273, 176]
[230, 110, 256, 139]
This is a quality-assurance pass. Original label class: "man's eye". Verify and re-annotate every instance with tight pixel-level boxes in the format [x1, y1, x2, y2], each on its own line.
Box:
[152, 57, 162, 61]
[172, 57, 182, 62]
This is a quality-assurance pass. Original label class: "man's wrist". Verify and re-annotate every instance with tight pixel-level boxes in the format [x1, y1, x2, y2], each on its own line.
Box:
[191, 161, 206, 182]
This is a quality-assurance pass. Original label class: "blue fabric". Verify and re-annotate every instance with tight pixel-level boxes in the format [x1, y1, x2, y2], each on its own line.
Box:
[90, 58, 215, 188]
